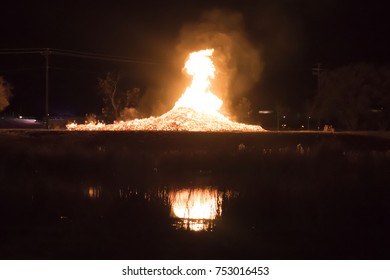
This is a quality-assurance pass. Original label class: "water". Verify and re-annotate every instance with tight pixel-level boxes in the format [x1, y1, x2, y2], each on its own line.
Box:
[84, 184, 230, 231]
[2, 165, 388, 259]
[0, 131, 389, 259]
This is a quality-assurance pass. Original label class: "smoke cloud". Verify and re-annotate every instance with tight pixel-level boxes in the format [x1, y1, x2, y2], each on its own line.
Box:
[176, 9, 262, 115]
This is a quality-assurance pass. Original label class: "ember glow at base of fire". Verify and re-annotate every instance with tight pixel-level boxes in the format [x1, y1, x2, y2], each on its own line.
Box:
[67, 49, 264, 132]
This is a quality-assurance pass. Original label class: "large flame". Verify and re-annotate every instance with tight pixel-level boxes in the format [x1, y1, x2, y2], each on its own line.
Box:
[67, 49, 264, 132]
[174, 49, 222, 115]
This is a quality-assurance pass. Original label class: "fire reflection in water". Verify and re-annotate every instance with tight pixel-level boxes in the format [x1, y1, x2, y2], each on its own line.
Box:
[86, 186, 100, 199]
[169, 188, 222, 231]
[83, 185, 236, 232]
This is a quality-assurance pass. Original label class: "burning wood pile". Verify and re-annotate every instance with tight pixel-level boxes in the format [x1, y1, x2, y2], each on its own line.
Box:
[67, 49, 264, 132]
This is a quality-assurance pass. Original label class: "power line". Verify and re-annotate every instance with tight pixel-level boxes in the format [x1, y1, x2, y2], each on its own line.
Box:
[0, 67, 44, 72]
[0, 48, 166, 64]
[0, 50, 42, 55]
[52, 49, 164, 65]
[0, 48, 45, 51]
[49, 66, 102, 75]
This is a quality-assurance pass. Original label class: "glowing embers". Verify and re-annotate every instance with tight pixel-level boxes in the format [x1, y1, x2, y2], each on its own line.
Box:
[169, 188, 222, 231]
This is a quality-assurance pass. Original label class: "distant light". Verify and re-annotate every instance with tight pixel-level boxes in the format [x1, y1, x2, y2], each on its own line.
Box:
[283, 116, 286, 119]
[19, 115, 22, 119]
[258, 110, 273, 114]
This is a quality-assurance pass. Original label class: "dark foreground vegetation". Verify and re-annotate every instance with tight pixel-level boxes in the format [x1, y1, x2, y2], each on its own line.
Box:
[0, 130, 389, 259]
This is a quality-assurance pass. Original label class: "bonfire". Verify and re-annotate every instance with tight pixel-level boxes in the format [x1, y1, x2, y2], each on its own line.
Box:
[67, 49, 264, 132]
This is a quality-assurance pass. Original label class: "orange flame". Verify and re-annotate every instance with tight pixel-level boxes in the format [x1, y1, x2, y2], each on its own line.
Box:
[174, 49, 223, 115]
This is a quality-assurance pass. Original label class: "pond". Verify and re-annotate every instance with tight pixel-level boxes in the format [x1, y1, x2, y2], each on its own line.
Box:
[0, 131, 389, 259]
[84, 184, 231, 232]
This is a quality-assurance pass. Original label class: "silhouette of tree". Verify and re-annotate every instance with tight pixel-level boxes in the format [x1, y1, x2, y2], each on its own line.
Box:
[313, 64, 390, 130]
[0, 76, 12, 112]
[235, 97, 252, 123]
[98, 72, 141, 121]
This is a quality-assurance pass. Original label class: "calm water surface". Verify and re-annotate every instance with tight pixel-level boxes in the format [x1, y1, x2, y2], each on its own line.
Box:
[84, 183, 237, 231]
[0, 131, 389, 259]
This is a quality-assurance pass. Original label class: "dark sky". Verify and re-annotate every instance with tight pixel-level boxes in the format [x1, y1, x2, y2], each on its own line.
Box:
[1, 0, 389, 117]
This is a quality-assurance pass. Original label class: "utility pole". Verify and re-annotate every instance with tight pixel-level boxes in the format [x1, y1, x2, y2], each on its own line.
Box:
[312, 63, 323, 130]
[43, 48, 50, 129]
[312, 63, 323, 97]
[275, 102, 280, 131]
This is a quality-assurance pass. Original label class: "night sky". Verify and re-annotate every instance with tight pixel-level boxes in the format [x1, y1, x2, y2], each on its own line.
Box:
[1, 0, 389, 118]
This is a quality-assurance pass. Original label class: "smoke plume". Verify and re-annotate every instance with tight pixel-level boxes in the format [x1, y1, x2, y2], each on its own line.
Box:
[176, 9, 262, 116]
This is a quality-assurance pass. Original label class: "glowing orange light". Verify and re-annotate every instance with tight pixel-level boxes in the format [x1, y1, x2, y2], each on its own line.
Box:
[170, 188, 220, 219]
[86, 186, 100, 199]
[174, 49, 222, 115]
[169, 188, 222, 231]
